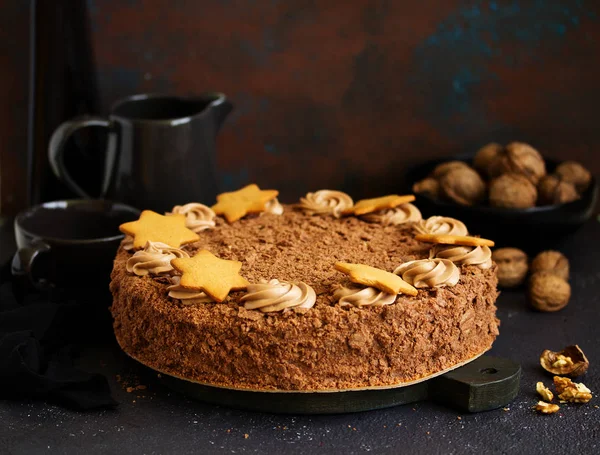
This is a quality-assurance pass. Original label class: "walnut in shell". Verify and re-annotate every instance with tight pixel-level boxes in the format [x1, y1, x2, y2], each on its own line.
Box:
[540, 345, 589, 377]
[489, 142, 546, 184]
[537, 175, 579, 205]
[555, 161, 592, 193]
[439, 166, 486, 206]
[528, 271, 570, 312]
[431, 160, 470, 179]
[412, 177, 440, 199]
[492, 247, 528, 288]
[530, 250, 569, 281]
[489, 173, 537, 209]
[473, 142, 503, 177]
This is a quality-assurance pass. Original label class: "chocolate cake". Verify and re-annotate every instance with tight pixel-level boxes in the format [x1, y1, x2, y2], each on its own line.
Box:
[110, 193, 499, 392]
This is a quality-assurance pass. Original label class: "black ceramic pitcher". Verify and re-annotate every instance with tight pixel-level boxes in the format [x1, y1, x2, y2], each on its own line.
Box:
[48, 93, 232, 212]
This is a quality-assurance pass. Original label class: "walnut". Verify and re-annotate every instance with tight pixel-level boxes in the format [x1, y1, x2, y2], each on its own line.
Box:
[528, 271, 570, 312]
[412, 177, 440, 199]
[492, 247, 528, 288]
[489, 142, 546, 184]
[534, 401, 560, 414]
[537, 175, 579, 205]
[473, 143, 503, 177]
[530, 250, 569, 280]
[431, 160, 470, 179]
[555, 160, 592, 193]
[536, 382, 554, 402]
[439, 166, 486, 206]
[489, 173, 537, 209]
[540, 345, 589, 377]
[553, 376, 593, 403]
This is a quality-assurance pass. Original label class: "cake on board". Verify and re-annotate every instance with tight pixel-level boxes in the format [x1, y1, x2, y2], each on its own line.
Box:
[110, 185, 499, 391]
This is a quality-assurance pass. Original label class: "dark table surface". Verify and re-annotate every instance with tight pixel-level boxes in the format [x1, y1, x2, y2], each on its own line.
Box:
[1, 217, 599, 455]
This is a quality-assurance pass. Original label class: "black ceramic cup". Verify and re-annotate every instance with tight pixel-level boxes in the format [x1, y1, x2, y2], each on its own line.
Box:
[12, 199, 139, 290]
[48, 93, 233, 213]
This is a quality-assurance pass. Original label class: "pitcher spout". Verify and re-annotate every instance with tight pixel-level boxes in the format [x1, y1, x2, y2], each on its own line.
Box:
[206, 92, 233, 133]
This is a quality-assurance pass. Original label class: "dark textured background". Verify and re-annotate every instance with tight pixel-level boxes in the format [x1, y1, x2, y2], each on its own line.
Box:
[1, 0, 600, 211]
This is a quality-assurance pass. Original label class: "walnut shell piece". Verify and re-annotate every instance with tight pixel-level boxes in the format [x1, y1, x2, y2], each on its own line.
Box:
[489, 142, 546, 184]
[439, 166, 486, 206]
[537, 175, 579, 205]
[492, 247, 528, 288]
[555, 160, 592, 193]
[540, 345, 589, 377]
[528, 271, 570, 312]
[489, 173, 537, 209]
[530, 250, 569, 281]
[473, 142, 503, 177]
[412, 177, 440, 199]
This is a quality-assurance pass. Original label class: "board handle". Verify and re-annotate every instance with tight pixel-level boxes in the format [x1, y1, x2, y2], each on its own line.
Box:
[428, 356, 521, 412]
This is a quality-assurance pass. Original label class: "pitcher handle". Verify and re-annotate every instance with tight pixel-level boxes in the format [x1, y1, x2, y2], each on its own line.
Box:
[48, 115, 112, 199]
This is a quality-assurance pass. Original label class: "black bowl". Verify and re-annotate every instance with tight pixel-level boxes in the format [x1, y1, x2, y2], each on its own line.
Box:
[405, 156, 598, 254]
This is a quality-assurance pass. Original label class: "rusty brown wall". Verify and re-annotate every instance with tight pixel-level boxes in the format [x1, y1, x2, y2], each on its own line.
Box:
[0, 0, 29, 214]
[2, 0, 600, 212]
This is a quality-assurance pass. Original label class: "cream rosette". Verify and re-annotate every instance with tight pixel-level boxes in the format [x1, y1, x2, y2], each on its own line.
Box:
[167, 276, 214, 304]
[126, 241, 189, 276]
[394, 258, 459, 288]
[433, 245, 493, 270]
[297, 190, 353, 218]
[333, 286, 396, 307]
[360, 203, 422, 226]
[168, 203, 216, 233]
[413, 216, 468, 236]
[241, 279, 316, 313]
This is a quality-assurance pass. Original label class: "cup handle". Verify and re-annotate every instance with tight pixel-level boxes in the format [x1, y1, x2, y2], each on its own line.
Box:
[11, 241, 52, 289]
[48, 115, 111, 199]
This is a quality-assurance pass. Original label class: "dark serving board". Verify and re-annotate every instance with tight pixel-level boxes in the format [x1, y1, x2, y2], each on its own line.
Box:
[153, 355, 520, 414]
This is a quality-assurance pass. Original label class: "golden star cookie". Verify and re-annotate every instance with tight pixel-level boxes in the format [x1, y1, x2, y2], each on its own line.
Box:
[212, 184, 279, 223]
[415, 233, 495, 247]
[335, 262, 418, 296]
[346, 194, 416, 216]
[119, 210, 200, 250]
[171, 250, 250, 302]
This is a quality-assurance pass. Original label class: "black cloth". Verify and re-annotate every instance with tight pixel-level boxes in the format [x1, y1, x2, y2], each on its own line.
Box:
[0, 261, 117, 410]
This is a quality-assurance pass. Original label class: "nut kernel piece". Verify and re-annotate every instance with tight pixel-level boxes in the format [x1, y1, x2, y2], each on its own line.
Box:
[554, 376, 593, 404]
[492, 247, 528, 288]
[528, 272, 570, 312]
[535, 401, 560, 414]
[536, 382, 554, 402]
[530, 250, 570, 281]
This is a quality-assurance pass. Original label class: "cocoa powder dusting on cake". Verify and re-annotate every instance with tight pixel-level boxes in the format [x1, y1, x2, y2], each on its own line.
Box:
[110, 207, 499, 391]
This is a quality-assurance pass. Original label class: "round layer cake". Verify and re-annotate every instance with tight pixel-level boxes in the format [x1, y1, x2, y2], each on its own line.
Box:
[110, 197, 499, 391]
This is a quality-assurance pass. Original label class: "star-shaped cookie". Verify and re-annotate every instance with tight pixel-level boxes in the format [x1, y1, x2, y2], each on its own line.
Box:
[346, 194, 415, 216]
[212, 184, 279, 223]
[171, 250, 250, 302]
[335, 262, 418, 296]
[119, 210, 200, 249]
